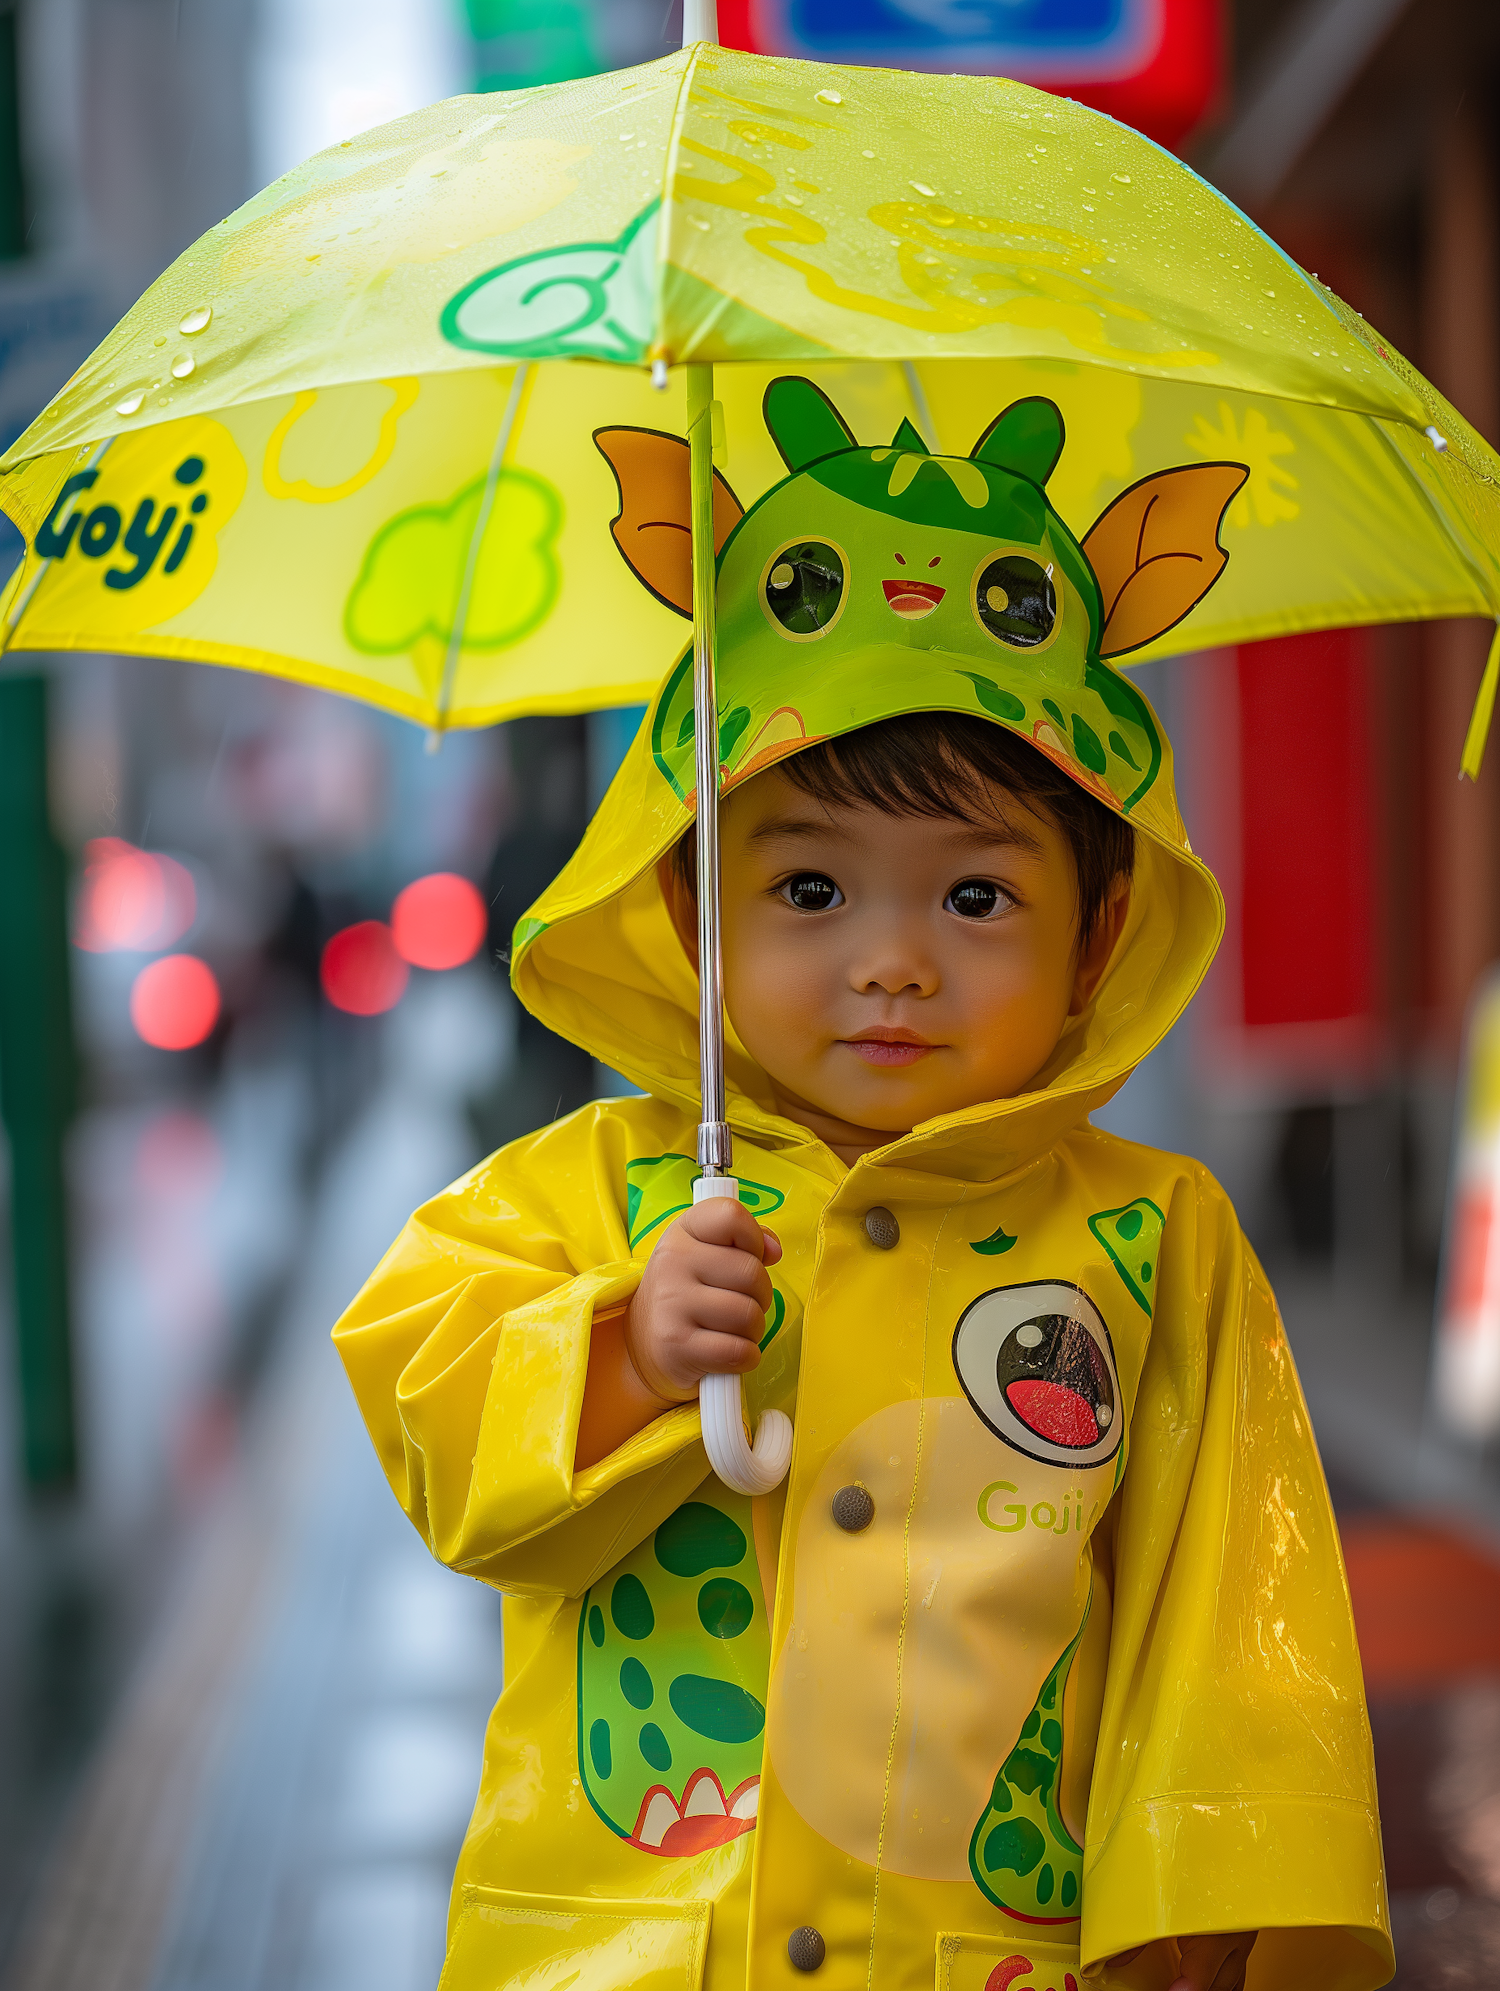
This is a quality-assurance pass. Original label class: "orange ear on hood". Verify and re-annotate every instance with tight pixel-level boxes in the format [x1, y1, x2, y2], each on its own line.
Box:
[1082, 461, 1249, 658]
[593, 427, 744, 618]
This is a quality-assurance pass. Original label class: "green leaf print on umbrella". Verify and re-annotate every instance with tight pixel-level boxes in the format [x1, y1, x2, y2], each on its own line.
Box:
[577, 1493, 769, 1857]
[969, 1599, 1090, 1921]
[1088, 1198, 1166, 1315]
[440, 201, 661, 364]
[345, 467, 562, 665]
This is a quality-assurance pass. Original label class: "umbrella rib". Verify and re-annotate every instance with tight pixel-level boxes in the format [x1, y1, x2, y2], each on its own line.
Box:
[430, 362, 532, 746]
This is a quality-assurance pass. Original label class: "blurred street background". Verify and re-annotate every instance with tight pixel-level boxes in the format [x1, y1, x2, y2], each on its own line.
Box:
[0, 3, 1497, 1988]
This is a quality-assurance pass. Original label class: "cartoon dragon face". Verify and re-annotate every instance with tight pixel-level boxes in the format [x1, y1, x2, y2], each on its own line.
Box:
[596, 379, 1246, 821]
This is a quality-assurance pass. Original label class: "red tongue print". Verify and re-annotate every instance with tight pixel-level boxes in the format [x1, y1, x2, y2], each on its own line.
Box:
[882, 577, 945, 619]
[1005, 1378, 1099, 1449]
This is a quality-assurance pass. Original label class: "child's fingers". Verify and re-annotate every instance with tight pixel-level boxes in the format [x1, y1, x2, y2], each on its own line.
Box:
[759, 1225, 784, 1265]
[1169, 1931, 1255, 1991]
[681, 1198, 770, 1257]
[685, 1281, 771, 1342]
[678, 1238, 774, 1313]
[685, 1324, 763, 1376]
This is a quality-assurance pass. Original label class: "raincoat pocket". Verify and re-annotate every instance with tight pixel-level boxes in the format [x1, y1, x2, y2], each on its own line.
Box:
[936, 1929, 1083, 1991]
[441, 1887, 711, 1991]
[935, 1929, 1176, 1991]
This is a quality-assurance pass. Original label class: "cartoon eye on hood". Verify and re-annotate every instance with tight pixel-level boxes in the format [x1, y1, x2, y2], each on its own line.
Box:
[952, 1281, 1121, 1469]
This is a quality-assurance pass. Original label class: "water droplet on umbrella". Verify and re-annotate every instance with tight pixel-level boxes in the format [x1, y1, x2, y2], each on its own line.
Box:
[861, 149, 876, 158]
[1263, 288, 1276, 298]
[815, 89, 841, 104]
[910, 181, 936, 197]
[180, 305, 212, 335]
[115, 390, 145, 415]
[786, 193, 803, 206]
[153, 335, 167, 348]
[172, 354, 194, 379]
[619, 132, 634, 141]
[1112, 172, 1131, 184]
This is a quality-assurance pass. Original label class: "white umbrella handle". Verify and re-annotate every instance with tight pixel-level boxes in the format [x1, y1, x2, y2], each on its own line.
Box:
[693, 1177, 793, 1495]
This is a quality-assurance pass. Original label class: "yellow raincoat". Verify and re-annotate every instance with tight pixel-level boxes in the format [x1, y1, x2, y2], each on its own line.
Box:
[335, 380, 1392, 1991]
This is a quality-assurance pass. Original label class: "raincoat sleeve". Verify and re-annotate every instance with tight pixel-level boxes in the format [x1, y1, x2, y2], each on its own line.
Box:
[332, 1104, 712, 1599]
[1083, 1165, 1392, 1990]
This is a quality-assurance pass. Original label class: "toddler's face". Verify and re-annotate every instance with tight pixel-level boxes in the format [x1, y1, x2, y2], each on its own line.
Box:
[668, 766, 1126, 1158]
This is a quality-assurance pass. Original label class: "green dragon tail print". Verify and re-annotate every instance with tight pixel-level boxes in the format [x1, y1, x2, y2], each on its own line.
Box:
[578, 1491, 770, 1855]
[592, 378, 1248, 827]
[969, 1600, 1090, 1923]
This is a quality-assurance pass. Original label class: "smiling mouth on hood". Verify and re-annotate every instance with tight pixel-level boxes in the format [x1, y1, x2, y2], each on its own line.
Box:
[629, 1768, 759, 1855]
[882, 578, 946, 619]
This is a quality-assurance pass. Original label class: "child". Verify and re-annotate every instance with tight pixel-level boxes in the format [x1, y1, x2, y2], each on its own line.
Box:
[334, 380, 1391, 1991]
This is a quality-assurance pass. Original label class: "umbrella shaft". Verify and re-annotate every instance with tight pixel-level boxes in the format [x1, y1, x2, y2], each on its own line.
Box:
[688, 363, 730, 1176]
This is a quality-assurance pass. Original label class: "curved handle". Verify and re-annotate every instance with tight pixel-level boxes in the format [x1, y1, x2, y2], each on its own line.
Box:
[693, 1176, 793, 1496]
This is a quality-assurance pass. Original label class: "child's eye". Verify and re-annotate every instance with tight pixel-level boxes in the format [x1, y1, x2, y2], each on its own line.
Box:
[945, 879, 1003, 919]
[781, 872, 843, 911]
[764, 540, 845, 636]
[974, 554, 1056, 648]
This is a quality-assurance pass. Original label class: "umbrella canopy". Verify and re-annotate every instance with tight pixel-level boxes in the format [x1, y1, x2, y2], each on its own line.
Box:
[0, 41, 1496, 752]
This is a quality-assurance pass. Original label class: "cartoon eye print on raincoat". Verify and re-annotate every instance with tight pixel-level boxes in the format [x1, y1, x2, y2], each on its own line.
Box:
[953, 1281, 1123, 1471]
[593, 377, 1249, 817]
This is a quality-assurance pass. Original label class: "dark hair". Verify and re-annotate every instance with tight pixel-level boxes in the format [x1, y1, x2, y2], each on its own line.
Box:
[674, 712, 1135, 951]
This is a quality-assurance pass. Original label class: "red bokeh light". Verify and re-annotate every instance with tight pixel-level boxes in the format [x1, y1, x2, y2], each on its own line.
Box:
[76, 837, 196, 952]
[321, 921, 409, 1015]
[390, 872, 487, 971]
[130, 955, 222, 1050]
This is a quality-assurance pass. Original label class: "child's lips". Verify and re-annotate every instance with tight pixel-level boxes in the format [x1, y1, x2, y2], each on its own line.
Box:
[842, 1032, 937, 1067]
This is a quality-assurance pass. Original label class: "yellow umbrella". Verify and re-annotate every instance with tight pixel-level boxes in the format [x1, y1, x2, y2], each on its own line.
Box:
[3, 14, 1498, 1488]
[0, 30, 1496, 751]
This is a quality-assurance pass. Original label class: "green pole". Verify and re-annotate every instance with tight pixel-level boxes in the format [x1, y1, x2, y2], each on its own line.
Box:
[0, 675, 78, 1493]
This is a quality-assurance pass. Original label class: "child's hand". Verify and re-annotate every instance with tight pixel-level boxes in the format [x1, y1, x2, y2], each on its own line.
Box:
[625, 1201, 784, 1404]
[1168, 1930, 1257, 1990]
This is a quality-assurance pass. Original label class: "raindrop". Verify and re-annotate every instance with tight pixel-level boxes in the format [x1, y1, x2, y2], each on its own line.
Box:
[1112, 172, 1131, 185]
[179, 305, 213, 335]
[1264, 288, 1275, 298]
[619, 132, 634, 141]
[861, 149, 876, 158]
[815, 89, 842, 105]
[153, 335, 167, 348]
[172, 354, 194, 379]
[115, 390, 145, 416]
[786, 193, 803, 206]
[910, 180, 937, 197]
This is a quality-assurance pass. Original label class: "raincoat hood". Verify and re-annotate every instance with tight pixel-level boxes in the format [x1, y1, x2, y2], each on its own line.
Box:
[513, 375, 1227, 1173]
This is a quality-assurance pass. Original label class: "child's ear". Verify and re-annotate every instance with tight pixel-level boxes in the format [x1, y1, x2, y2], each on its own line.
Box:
[1082, 462, 1249, 658]
[1069, 877, 1132, 1016]
[594, 428, 744, 617]
[657, 851, 700, 968]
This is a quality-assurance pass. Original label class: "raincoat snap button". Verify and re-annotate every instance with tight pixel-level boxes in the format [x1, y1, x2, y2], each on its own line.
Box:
[831, 1484, 874, 1532]
[787, 1927, 826, 1972]
[863, 1206, 899, 1249]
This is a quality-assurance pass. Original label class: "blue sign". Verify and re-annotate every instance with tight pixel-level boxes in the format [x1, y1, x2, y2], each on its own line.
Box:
[755, 0, 1162, 78]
